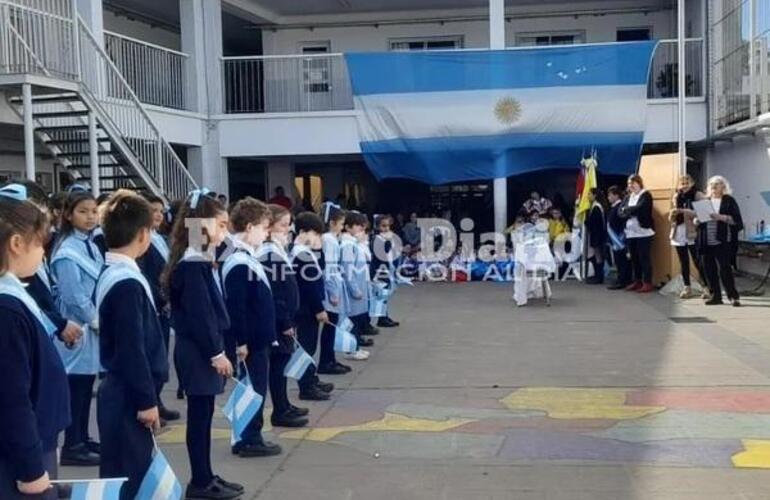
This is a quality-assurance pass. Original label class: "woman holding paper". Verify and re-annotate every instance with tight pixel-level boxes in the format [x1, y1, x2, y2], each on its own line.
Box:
[697, 176, 743, 307]
[669, 175, 706, 299]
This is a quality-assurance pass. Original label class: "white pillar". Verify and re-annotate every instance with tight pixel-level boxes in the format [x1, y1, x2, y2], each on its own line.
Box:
[76, 0, 103, 46]
[677, 0, 687, 176]
[489, 0, 507, 233]
[88, 111, 99, 196]
[180, 0, 223, 114]
[22, 83, 34, 181]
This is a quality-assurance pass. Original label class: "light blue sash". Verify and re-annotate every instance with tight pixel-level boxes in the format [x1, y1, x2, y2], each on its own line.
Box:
[95, 262, 156, 312]
[51, 239, 102, 280]
[255, 242, 292, 267]
[607, 224, 626, 252]
[150, 232, 170, 262]
[36, 261, 52, 292]
[0, 275, 58, 338]
[222, 251, 270, 290]
[290, 244, 320, 268]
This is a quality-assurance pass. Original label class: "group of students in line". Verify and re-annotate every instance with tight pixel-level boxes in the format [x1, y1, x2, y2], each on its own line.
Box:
[587, 174, 744, 306]
[0, 182, 401, 500]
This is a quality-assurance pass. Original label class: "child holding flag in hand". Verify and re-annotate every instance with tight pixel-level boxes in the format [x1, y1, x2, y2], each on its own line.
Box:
[340, 212, 373, 360]
[164, 190, 243, 499]
[0, 184, 70, 499]
[222, 197, 282, 458]
[95, 190, 169, 499]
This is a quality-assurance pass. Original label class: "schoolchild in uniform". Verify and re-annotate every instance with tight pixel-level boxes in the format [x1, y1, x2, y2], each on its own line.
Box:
[96, 191, 168, 499]
[8, 181, 83, 350]
[50, 190, 103, 466]
[0, 184, 70, 499]
[316, 204, 351, 375]
[221, 198, 282, 458]
[256, 204, 309, 428]
[357, 223, 380, 340]
[163, 191, 243, 499]
[291, 212, 335, 401]
[606, 186, 631, 290]
[46, 191, 68, 257]
[137, 194, 180, 423]
[340, 212, 373, 361]
[370, 214, 400, 328]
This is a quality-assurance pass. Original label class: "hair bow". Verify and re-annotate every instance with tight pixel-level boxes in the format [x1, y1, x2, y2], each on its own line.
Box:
[188, 188, 211, 210]
[0, 183, 27, 202]
[67, 183, 89, 194]
[322, 202, 342, 224]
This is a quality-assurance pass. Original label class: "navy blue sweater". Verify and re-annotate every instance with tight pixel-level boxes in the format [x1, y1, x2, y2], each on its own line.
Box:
[99, 278, 169, 411]
[0, 296, 70, 482]
[223, 253, 276, 350]
[23, 272, 67, 339]
[292, 248, 325, 318]
[137, 244, 168, 311]
[170, 261, 230, 359]
[258, 248, 298, 335]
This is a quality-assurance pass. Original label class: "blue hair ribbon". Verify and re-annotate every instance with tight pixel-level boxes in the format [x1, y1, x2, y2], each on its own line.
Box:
[188, 188, 211, 210]
[0, 183, 27, 202]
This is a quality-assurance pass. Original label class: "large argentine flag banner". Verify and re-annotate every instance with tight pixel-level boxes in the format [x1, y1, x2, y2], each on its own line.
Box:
[345, 42, 657, 184]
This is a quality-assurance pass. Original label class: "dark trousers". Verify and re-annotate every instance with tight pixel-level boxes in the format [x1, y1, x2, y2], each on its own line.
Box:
[675, 244, 704, 287]
[628, 236, 653, 284]
[612, 248, 632, 286]
[98, 377, 153, 500]
[63, 374, 95, 449]
[703, 244, 740, 301]
[186, 395, 215, 488]
[296, 315, 320, 392]
[319, 312, 339, 366]
[269, 347, 291, 415]
[156, 314, 171, 405]
[240, 347, 269, 444]
[350, 313, 368, 344]
[0, 450, 58, 499]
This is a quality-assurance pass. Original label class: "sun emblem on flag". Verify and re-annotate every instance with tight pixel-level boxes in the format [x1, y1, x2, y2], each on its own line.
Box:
[494, 96, 522, 125]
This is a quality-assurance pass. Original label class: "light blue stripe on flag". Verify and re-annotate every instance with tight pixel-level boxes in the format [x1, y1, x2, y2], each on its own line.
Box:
[338, 316, 353, 333]
[223, 378, 263, 445]
[135, 448, 183, 500]
[333, 326, 358, 354]
[284, 346, 315, 380]
[70, 479, 125, 500]
[369, 296, 387, 318]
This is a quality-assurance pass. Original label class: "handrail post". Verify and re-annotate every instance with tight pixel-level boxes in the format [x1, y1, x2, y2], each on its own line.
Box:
[156, 135, 164, 191]
[89, 111, 100, 197]
[22, 83, 35, 181]
[71, 0, 81, 80]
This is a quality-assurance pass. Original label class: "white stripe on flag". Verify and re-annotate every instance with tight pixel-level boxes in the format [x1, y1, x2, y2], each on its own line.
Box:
[234, 387, 256, 419]
[85, 481, 105, 500]
[150, 465, 176, 500]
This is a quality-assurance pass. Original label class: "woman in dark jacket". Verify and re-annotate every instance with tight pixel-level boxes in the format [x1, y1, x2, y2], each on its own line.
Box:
[669, 175, 706, 298]
[697, 175, 743, 306]
[619, 175, 655, 293]
[585, 188, 608, 284]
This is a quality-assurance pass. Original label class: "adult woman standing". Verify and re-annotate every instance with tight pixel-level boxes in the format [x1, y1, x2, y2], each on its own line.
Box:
[698, 176, 743, 307]
[585, 188, 608, 284]
[619, 175, 655, 293]
[669, 175, 706, 298]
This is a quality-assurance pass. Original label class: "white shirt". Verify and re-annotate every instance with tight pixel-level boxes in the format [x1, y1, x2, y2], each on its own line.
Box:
[624, 190, 655, 239]
[105, 252, 139, 271]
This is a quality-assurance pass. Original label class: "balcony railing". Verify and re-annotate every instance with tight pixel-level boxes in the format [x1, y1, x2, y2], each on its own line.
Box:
[647, 38, 705, 99]
[223, 41, 705, 114]
[104, 31, 188, 110]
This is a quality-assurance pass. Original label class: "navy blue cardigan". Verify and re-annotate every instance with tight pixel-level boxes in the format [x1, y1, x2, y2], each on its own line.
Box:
[223, 251, 277, 350]
[99, 278, 169, 411]
[0, 296, 70, 482]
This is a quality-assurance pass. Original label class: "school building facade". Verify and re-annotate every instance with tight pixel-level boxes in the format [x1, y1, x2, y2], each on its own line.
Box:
[0, 0, 766, 232]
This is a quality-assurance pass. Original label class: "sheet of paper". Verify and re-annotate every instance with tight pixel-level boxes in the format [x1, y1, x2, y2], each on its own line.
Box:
[692, 199, 716, 222]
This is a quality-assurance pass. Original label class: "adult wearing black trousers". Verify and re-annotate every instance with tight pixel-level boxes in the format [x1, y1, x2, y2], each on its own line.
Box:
[698, 175, 743, 307]
[669, 174, 707, 299]
[606, 186, 631, 289]
[585, 188, 608, 284]
[619, 174, 655, 293]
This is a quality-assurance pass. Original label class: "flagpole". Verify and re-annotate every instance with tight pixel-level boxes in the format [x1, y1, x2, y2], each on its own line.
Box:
[677, 0, 687, 176]
[50, 478, 129, 484]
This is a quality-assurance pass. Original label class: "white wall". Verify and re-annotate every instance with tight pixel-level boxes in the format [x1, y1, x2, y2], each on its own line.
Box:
[706, 136, 770, 275]
[103, 9, 181, 50]
[645, 101, 708, 142]
[262, 1, 676, 54]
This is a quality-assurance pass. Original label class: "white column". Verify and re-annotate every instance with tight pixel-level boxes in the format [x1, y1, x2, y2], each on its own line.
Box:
[22, 83, 35, 181]
[677, 0, 687, 176]
[489, 0, 507, 233]
[89, 111, 99, 196]
[76, 0, 103, 46]
[180, 0, 223, 114]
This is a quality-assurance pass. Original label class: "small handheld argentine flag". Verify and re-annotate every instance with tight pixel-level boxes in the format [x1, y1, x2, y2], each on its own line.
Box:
[338, 315, 353, 333]
[369, 295, 387, 318]
[371, 281, 392, 300]
[284, 344, 315, 380]
[68, 478, 126, 500]
[222, 375, 263, 445]
[135, 441, 183, 500]
[333, 325, 358, 354]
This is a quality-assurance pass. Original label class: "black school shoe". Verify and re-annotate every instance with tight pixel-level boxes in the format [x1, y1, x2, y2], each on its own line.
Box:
[288, 404, 309, 417]
[185, 479, 241, 499]
[362, 324, 380, 336]
[705, 297, 724, 306]
[317, 363, 349, 375]
[214, 476, 244, 493]
[357, 337, 374, 347]
[60, 443, 100, 466]
[159, 405, 181, 421]
[377, 317, 400, 328]
[271, 411, 309, 428]
[317, 381, 334, 393]
[236, 441, 282, 458]
[85, 439, 100, 454]
[299, 386, 331, 401]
